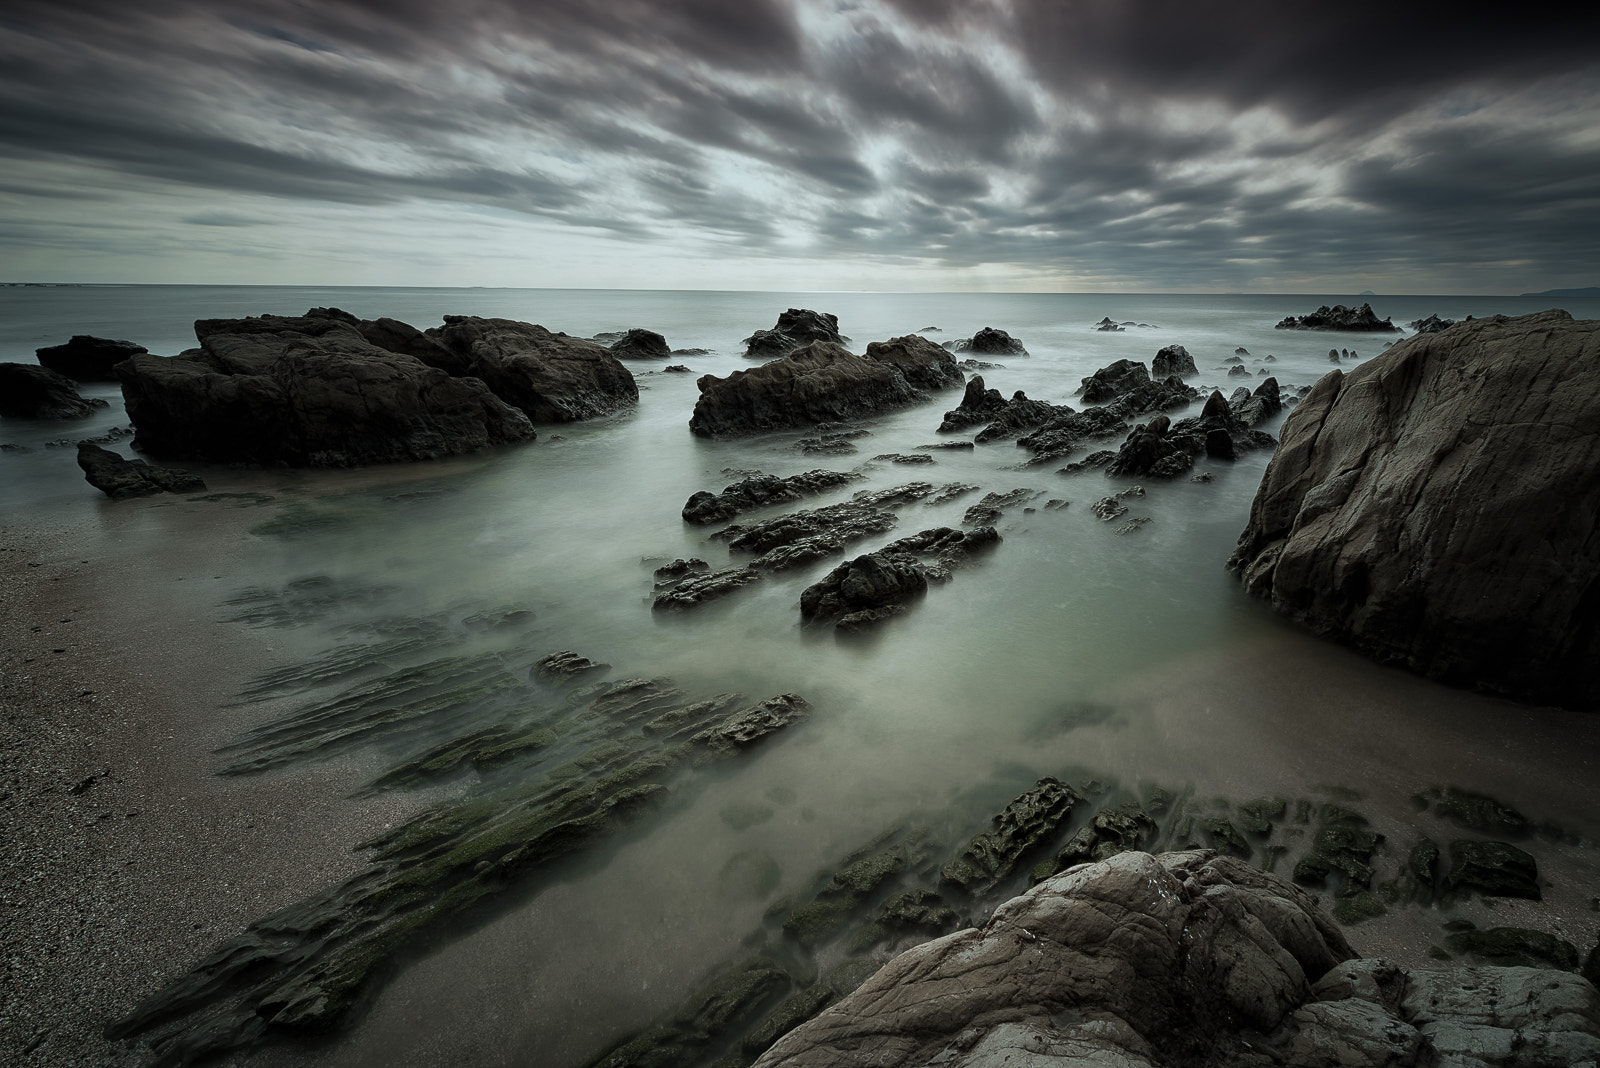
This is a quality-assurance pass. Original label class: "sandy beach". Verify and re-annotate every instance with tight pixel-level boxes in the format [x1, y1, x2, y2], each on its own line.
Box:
[0, 515, 416, 1067]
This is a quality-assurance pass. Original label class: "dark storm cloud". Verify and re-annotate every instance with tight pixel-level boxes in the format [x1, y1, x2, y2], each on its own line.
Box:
[0, 0, 1597, 288]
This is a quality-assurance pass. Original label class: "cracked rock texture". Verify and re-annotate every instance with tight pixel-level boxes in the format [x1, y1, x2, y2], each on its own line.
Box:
[754, 850, 1600, 1068]
[1228, 311, 1600, 709]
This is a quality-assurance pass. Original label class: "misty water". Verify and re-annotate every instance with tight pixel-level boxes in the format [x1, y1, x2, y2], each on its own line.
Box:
[6, 286, 1600, 1066]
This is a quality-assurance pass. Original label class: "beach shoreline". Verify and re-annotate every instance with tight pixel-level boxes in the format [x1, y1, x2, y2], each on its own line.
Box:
[0, 512, 417, 1067]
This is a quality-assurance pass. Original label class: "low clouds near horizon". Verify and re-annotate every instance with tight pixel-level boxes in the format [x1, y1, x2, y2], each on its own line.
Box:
[2, 0, 1597, 292]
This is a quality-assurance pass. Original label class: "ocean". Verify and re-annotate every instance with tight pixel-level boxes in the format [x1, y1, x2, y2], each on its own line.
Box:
[5, 285, 1599, 1066]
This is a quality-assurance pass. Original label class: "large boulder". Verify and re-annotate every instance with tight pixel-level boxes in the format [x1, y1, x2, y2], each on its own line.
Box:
[608, 328, 672, 359]
[1228, 311, 1600, 708]
[1275, 303, 1399, 332]
[754, 850, 1600, 1068]
[430, 315, 637, 421]
[1151, 344, 1197, 378]
[117, 312, 536, 465]
[742, 308, 846, 359]
[0, 363, 109, 419]
[35, 336, 147, 381]
[946, 327, 1027, 356]
[1077, 359, 1151, 403]
[690, 337, 962, 438]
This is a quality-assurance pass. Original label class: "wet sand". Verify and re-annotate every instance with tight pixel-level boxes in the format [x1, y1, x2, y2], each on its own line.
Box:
[0, 513, 417, 1067]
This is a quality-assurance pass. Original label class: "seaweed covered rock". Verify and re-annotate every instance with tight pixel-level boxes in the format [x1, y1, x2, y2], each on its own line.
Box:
[1229, 311, 1600, 708]
[431, 315, 638, 421]
[0, 363, 109, 419]
[1275, 302, 1399, 332]
[940, 778, 1081, 896]
[35, 335, 147, 381]
[681, 470, 862, 525]
[689, 337, 962, 437]
[77, 442, 205, 500]
[116, 311, 537, 465]
[742, 308, 845, 359]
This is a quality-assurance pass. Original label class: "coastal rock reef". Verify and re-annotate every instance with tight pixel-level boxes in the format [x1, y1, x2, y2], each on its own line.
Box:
[1229, 310, 1600, 708]
[1274, 303, 1399, 332]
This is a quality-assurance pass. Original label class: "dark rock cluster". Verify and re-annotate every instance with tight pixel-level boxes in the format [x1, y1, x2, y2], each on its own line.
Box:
[1275, 302, 1399, 332]
[741, 308, 846, 360]
[943, 326, 1027, 355]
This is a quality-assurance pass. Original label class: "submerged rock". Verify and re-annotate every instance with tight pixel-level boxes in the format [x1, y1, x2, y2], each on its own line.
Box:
[116, 311, 539, 465]
[652, 567, 763, 610]
[76, 442, 205, 500]
[1229, 311, 1600, 708]
[0, 363, 109, 419]
[742, 308, 845, 359]
[1275, 302, 1400, 332]
[690, 337, 962, 437]
[35, 335, 147, 381]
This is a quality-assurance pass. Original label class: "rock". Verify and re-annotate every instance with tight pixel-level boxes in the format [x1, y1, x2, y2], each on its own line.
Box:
[608, 328, 672, 359]
[1059, 449, 1116, 475]
[1275, 302, 1400, 332]
[76, 443, 205, 500]
[961, 488, 1040, 526]
[1151, 344, 1197, 378]
[941, 778, 1082, 896]
[799, 552, 927, 628]
[1228, 311, 1600, 707]
[651, 558, 710, 590]
[947, 327, 1028, 355]
[587, 956, 790, 1068]
[936, 375, 1007, 432]
[431, 315, 638, 422]
[0, 363, 109, 419]
[662, 364, 693, 373]
[936, 377, 1069, 441]
[872, 453, 934, 464]
[681, 470, 862, 525]
[1094, 316, 1124, 332]
[1447, 840, 1541, 899]
[115, 312, 538, 465]
[1228, 364, 1253, 377]
[1445, 926, 1579, 970]
[1078, 359, 1151, 403]
[1235, 347, 1251, 356]
[533, 651, 610, 681]
[756, 850, 1357, 1068]
[690, 337, 962, 438]
[354, 316, 472, 376]
[651, 567, 763, 610]
[1410, 314, 1458, 334]
[35, 335, 147, 381]
[712, 498, 904, 571]
[1017, 408, 1129, 461]
[742, 308, 845, 359]
[1231, 377, 1283, 428]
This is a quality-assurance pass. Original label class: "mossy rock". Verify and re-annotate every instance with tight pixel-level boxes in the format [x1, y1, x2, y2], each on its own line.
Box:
[1203, 818, 1252, 859]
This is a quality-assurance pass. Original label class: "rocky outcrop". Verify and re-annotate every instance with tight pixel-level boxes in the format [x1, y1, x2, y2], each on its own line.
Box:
[351, 315, 473, 376]
[35, 335, 147, 381]
[1151, 344, 1197, 378]
[608, 328, 671, 359]
[1409, 314, 1457, 334]
[1228, 311, 1600, 708]
[76, 442, 205, 500]
[797, 524, 998, 631]
[0, 363, 109, 419]
[1078, 359, 1151, 403]
[743, 309, 846, 359]
[1106, 386, 1277, 478]
[682, 470, 862, 525]
[689, 337, 962, 437]
[1275, 303, 1399, 332]
[116, 312, 537, 466]
[945, 327, 1027, 356]
[430, 315, 638, 421]
[754, 850, 1600, 1068]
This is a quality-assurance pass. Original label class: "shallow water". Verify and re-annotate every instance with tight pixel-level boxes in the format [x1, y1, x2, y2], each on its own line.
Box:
[5, 286, 1599, 1066]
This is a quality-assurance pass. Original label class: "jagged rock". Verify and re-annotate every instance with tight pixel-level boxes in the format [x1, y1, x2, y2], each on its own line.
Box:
[690, 337, 962, 437]
[799, 552, 927, 628]
[533, 651, 610, 681]
[681, 470, 862, 525]
[431, 315, 638, 422]
[1228, 311, 1600, 708]
[1275, 303, 1399, 332]
[1106, 388, 1276, 479]
[924, 482, 980, 505]
[713, 499, 903, 569]
[651, 558, 710, 590]
[76, 442, 205, 500]
[1059, 449, 1116, 475]
[937, 376, 1007, 432]
[0, 363, 109, 418]
[872, 453, 935, 464]
[1409, 314, 1457, 334]
[608, 328, 671, 359]
[1094, 316, 1124, 332]
[1017, 408, 1129, 460]
[946, 327, 1028, 355]
[1228, 364, 1253, 377]
[961, 489, 1040, 526]
[742, 308, 845, 359]
[1151, 344, 1197, 378]
[937, 377, 1069, 441]
[662, 364, 693, 373]
[588, 957, 790, 1068]
[651, 567, 763, 610]
[1231, 377, 1283, 427]
[1236, 347, 1251, 356]
[941, 778, 1082, 896]
[1078, 359, 1151, 403]
[354, 315, 472, 376]
[115, 312, 538, 465]
[35, 335, 147, 381]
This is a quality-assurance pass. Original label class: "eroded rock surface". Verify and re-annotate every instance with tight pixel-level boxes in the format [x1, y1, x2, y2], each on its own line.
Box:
[1229, 310, 1600, 708]
[945, 327, 1027, 356]
[682, 470, 862, 525]
[743, 308, 846, 359]
[431, 315, 638, 421]
[77, 442, 205, 500]
[690, 337, 962, 437]
[607, 328, 672, 359]
[1275, 303, 1399, 332]
[1151, 344, 1197, 378]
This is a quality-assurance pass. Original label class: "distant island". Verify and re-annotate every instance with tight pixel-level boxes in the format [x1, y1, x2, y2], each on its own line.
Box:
[1520, 286, 1600, 297]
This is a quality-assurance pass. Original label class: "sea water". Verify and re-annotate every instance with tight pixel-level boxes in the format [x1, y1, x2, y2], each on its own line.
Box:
[4, 286, 1599, 1066]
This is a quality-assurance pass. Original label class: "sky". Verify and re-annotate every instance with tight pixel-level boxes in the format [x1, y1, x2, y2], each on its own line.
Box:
[2, 1, 1598, 293]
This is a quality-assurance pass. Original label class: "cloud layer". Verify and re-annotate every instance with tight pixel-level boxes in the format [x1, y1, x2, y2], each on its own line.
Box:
[2, 0, 1597, 290]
